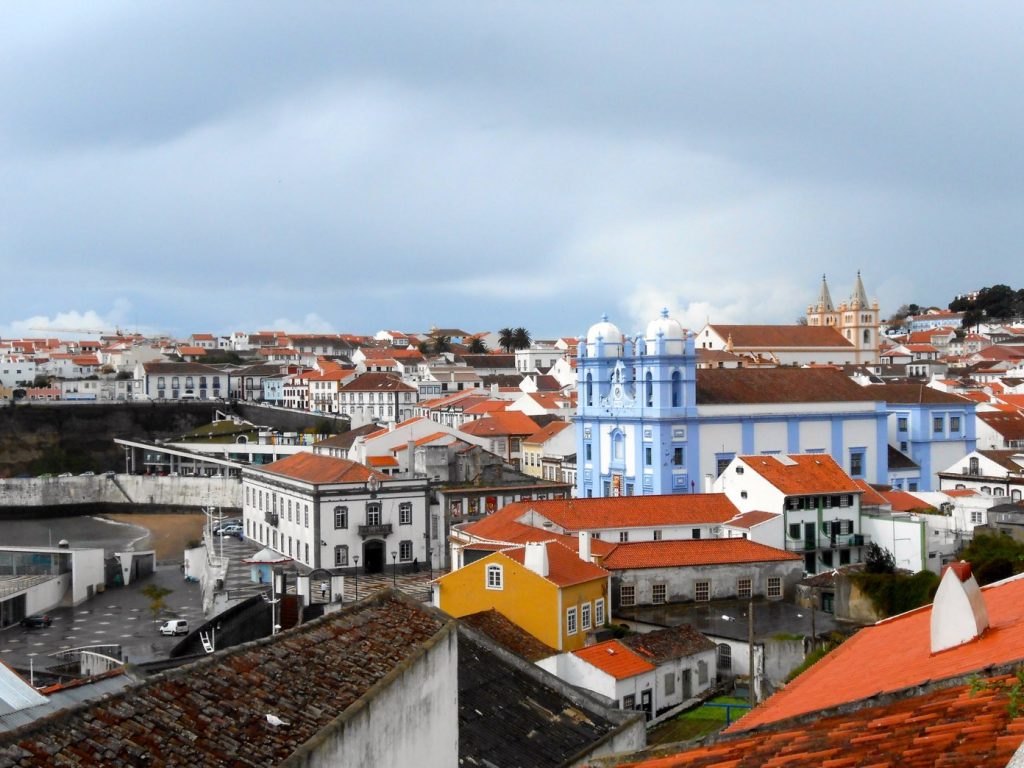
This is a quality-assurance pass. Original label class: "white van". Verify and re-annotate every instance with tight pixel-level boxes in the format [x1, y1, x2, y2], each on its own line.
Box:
[160, 619, 188, 636]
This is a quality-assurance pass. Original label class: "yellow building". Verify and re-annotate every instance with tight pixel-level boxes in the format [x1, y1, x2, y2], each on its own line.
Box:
[434, 538, 610, 652]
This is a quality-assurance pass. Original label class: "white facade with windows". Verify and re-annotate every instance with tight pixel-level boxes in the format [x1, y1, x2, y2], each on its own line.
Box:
[241, 463, 433, 574]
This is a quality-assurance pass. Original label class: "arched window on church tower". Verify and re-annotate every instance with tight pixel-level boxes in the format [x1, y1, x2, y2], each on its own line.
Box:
[863, 329, 871, 345]
[645, 372, 653, 407]
[586, 373, 594, 407]
[671, 370, 682, 407]
[612, 431, 625, 462]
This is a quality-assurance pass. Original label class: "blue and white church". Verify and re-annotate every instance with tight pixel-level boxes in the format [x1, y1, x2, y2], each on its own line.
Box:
[575, 310, 895, 498]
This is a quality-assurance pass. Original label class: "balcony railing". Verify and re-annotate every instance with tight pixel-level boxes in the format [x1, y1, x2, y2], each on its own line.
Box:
[264, 511, 279, 527]
[358, 523, 393, 539]
[785, 533, 869, 552]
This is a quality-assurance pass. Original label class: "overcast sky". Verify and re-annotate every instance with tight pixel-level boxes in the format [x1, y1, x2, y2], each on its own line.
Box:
[2, 2, 1022, 340]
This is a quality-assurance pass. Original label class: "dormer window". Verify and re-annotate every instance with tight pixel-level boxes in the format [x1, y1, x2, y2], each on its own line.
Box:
[735, 466, 744, 475]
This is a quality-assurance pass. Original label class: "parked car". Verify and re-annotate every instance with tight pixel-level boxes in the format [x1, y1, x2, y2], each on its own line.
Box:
[159, 619, 189, 636]
[214, 524, 243, 537]
[102, 471, 116, 477]
[58, 472, 73, 478]
[79, 471, 95, 476]
[21, 615, 52, 629]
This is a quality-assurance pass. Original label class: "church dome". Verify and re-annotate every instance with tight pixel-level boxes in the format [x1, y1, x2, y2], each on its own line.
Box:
[645, 308, 685, 343]
[585, 315, 623, 356]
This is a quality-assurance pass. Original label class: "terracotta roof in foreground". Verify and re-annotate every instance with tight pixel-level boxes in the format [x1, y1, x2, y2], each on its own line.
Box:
[612, 672, 1024, 768]
[459, 610, 557, 662]
[602, 539, 800, 570]
[728, 574, 1024, 732]
[0, 592, 448, 766]
[257, 452, 385, 484]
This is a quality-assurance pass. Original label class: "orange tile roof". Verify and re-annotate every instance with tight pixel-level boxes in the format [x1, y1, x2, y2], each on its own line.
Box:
[573, 640, 655, 680]
[456, 510, 617, 557]
[978, 411, 1024, 441]
[524, 420, 573, 444]
[459, 411, 540, 437]
[366, 456, 399, 467]
[176, 346, 207, 356]
[710, 324, 854, 349]
[500, 541, 609, 588]
[362, 416, 426, 441]
[943, 488, 978, 498]
[879, 489, 935, 512]
[461, 399, 509, 415]
[738, 454, 861, 495]
[391, 432, 453, 451]
[729, 574, 1024, 732]
[616, 672, 1024, 767]
[852, 479, 888, 506]
[724, 511, 779, 529]
[490, 495, 740, 533]
[258, 453, 385, 484]
[602, 539, 800, 570]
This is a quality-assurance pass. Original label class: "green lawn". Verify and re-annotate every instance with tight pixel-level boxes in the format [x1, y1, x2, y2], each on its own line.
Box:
[648, 697, 751, 746]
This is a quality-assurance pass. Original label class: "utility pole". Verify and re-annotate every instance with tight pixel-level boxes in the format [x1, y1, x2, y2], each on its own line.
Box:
[748, 598, 755, 707]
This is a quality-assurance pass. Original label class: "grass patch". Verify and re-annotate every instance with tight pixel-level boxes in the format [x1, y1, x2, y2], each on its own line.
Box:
[647, 697, 751, 746]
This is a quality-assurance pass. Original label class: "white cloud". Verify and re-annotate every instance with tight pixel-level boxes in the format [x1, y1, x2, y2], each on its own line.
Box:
[0, 300, 149, 339]
[265, 313, 336, 335]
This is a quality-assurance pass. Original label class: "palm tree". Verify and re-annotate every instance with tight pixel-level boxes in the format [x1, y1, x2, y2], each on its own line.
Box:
[467, 337, 488, 354]
[511, 327, 532, 350]
[432, 335, 452, 354]
[498, 327, 515, 353]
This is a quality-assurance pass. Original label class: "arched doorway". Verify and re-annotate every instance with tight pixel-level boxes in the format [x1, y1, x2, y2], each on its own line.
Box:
[363, 540, 385, 574]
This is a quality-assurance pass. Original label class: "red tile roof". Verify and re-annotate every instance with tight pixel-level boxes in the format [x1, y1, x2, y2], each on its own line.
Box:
[460, 610, 557, 662]
[709, 324, 854, 349]
[729, 574, 1024, 732]
[724, 511, 779, 529]
[616, 672, 1024, 768]
[602, 539, 800, 570]
[391, 432, 453, 451]
[491, 495, 740, 533]
[738, 454, 861, 495]
[500, 541, 610, 588]
[573, 640, 655, 680]
[524, 420, 573, 444]
[456, 510, 618, 557]
[696, 368, 876, 405]
[459, 411, 541, 437]
[879, 489, 935, 512]
[978, 411, 1024, 441]
[257, 453, 385, 484]
[852, 479, 887, 507]
[366, 456, 399, 467]
[339, 372, 416, 392]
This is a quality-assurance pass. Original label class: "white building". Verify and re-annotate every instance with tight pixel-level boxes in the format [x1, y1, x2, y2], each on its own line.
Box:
[242, 453, 437, 573]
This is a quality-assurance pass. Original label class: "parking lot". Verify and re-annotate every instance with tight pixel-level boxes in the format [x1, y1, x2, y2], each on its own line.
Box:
[0, 564, 203, 673]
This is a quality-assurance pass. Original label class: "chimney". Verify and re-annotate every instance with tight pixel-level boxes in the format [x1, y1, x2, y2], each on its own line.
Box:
[930, 561, 989, 654]
[578, 531, 591, 562]
[704, 473, 715, 493]
[523, 542, 549, 577]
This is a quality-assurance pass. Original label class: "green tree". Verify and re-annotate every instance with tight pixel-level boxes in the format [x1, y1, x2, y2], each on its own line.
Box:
[498, 327, 515, 353]
[141, 584, 174, 617]
[431, 335, 452, 354]
[960, 533, 1024, 585]
[467, 337, 488, 353]
[961, 309, 985, 330]
[511, 327, 532, 350]
[864, 542, 896, 574]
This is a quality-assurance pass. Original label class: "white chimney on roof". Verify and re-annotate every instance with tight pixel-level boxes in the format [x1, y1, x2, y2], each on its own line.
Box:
[578, 531, 591, 562]
[930, 561, 990, 654]
[523, 542, 549, 577]
[704, 473, 714, 493]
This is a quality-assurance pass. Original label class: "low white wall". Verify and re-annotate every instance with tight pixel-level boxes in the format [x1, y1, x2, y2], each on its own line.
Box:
[0, 475, 242, 509]
[25, 574, 71, 614]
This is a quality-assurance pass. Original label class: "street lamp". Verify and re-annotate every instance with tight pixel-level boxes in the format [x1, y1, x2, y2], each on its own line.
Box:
[391, 550, 398, 588]
[353, 555, 360, 601]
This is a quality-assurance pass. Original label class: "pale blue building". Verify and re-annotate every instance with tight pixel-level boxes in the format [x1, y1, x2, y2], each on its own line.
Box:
[575, 311, 893, 498]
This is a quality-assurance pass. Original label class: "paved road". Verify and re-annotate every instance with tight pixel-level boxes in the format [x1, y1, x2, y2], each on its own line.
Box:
[0, 564, 203, 673]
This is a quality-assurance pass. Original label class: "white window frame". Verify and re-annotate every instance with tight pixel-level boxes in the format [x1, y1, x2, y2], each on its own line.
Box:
[652, 583, 667, 604]
[767, 576, 782, 598]
[694, 580, 710, 602]
[566, 607, 578, 636]
[737, 578, 752, 599]
[620, 585, 635, 607]
[485, 564, 503, 590]
[595, 598, 605, 626]
[581, 602, 592, 631]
